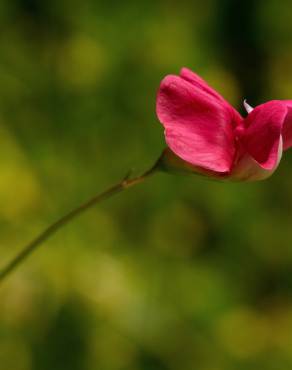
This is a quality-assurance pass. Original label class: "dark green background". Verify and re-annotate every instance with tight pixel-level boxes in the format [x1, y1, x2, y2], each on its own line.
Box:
[1, 1, 292, 369]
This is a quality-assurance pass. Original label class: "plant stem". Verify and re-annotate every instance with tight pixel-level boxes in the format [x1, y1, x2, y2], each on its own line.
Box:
[0, 165, 158, 285]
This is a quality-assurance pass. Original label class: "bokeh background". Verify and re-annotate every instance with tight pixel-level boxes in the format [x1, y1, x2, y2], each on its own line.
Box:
[1, 0, 292, 369]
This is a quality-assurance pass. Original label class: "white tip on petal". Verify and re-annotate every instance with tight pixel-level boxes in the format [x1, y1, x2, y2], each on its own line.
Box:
[276, 135, 283, 168]
[243, 99, 254, 114]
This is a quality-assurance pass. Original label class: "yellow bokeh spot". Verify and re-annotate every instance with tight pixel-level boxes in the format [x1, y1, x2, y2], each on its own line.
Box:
[58, 35, 108, 89]
[216, 307, 269, 358]
[0, 125, 41, 221]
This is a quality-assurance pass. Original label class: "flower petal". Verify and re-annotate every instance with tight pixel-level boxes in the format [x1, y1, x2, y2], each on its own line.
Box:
[156, 74, 238, 172]
[179, 68, 226, 103]
[231, 136, 283, 181]
[281, 100, 292, 150]
[158, 147, 230, 179]
[240, 100, 287, 170]
[180, 68, 242, 122]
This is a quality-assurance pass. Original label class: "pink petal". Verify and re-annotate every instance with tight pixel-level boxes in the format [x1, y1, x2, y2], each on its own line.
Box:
[156, 74, 238, 172]
[281, 100, 292, 150]
[240, 101, 287, 170]
[231, 137, 283, 181]
[180, 68, 242, 123]
[180, 68, 226, 102]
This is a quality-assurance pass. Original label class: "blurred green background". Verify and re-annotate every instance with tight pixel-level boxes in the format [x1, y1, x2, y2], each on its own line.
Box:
[1, 0, 292, 369]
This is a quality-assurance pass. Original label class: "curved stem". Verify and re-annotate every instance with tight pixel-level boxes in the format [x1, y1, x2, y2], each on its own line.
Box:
[0, 164, 158, 285]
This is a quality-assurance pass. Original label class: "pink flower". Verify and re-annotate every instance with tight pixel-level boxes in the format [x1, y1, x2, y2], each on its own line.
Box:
[156, 68, 292, 181]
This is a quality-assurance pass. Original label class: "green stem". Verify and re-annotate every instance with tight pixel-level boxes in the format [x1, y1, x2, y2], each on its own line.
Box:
[0, 165, 157, 285]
